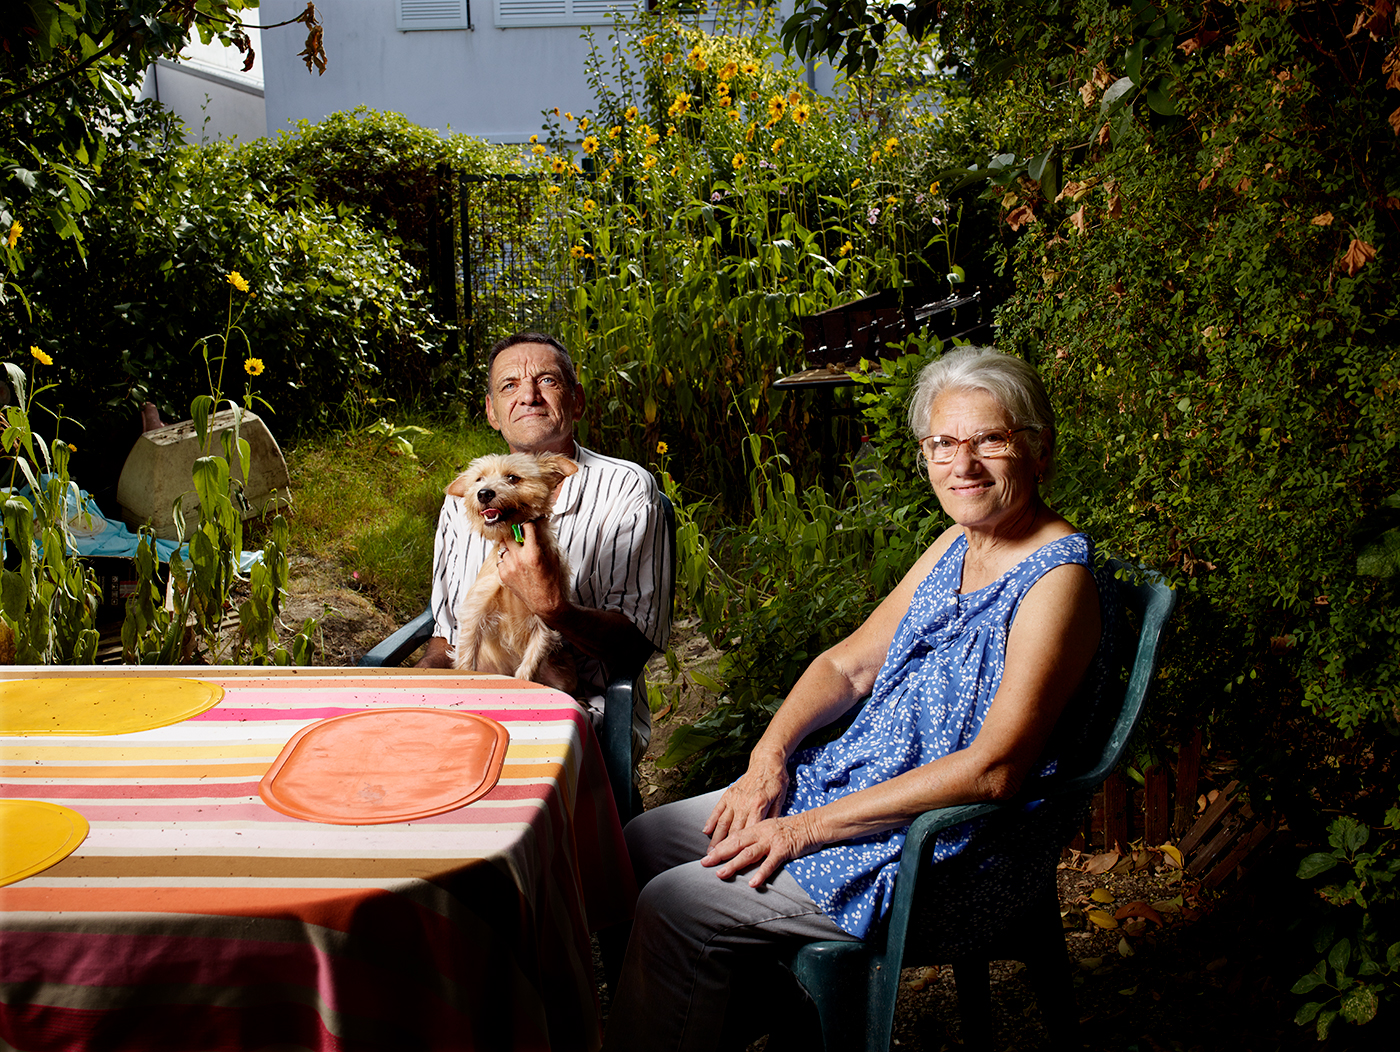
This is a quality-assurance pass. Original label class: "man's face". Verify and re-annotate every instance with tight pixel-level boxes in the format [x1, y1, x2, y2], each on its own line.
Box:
[484, 342, 585, 456]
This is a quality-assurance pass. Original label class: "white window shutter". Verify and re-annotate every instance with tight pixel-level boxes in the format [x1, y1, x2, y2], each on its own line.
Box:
[494, 0, 630, 28]
[398, 0, 471, 31]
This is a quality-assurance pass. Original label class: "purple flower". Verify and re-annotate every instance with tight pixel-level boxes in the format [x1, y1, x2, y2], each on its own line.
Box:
[867, 206, 881, 225]
[711, 190, 724, 202]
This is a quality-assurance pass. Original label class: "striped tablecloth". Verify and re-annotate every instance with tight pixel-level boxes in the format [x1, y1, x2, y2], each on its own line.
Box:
[0, 667, 635, 1052]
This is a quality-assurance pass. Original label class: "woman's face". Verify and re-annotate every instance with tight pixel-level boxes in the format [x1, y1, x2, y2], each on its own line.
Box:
[924, 387, 1047, 533]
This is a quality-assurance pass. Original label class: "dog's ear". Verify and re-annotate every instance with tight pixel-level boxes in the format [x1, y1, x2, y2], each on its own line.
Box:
[540, 455, 580, 488]
[446, 473, 471, 498]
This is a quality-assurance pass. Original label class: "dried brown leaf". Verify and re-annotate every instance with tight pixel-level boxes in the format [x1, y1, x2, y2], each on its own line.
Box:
[1070, 204, 1087, 235]
[1390, 105, 1400, 136]
[1311, 211, 1335, 226]
[1085, 850, 1121, 874]
[1340, 238, 1377, 276]
[1114, 901, 1165, 926]
[1005, 205, 1037, 231]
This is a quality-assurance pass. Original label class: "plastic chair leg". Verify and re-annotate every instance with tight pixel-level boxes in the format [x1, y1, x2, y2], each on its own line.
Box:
[951, 957, 994, 1051]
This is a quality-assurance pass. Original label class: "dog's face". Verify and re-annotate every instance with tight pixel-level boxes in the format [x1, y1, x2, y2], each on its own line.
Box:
[446, 453, 579, 541]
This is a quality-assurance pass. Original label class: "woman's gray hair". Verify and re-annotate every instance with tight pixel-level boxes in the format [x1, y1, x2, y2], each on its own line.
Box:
[907, 346, 1056, 468]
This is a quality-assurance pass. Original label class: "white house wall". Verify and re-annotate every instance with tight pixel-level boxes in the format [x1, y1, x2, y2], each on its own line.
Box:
[260, 0, 835, 144]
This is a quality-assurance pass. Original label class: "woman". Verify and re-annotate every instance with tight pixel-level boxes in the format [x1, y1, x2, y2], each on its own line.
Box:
[604, 347, 1116, 1052]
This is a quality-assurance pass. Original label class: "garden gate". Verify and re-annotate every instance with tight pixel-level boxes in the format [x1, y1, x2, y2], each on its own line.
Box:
[430, 169, 571, 365]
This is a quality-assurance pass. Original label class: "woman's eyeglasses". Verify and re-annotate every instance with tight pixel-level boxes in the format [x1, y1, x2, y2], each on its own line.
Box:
[916, 427, 1039, 464]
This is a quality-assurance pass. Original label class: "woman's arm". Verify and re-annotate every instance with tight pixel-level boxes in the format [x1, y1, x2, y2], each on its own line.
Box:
[705, 560, 1103, 887]
[702, 527, 963, 846]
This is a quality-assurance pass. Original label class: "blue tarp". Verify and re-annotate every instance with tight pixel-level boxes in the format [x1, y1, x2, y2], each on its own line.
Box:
[11, 475, 262, 572]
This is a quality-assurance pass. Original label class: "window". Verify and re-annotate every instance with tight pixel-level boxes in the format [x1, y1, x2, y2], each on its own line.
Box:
[398, 0, 471, 30]
[494, 0, 626, 29]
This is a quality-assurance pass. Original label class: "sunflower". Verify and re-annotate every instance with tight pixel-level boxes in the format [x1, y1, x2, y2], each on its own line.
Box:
[581, 135, 600, 155]
[624, 105, 639, 121]
[550, 156, 568, 174]
[732, 153, 746, 170]
[767, 94, 786, 121]
[243, 358, 265, 376]
[570, 245, 586, 259]
[791, 103, 811, 125]
[29, 345, 52, 365]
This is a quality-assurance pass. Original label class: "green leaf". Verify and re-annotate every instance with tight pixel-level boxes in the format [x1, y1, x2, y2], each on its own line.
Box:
[1298, 853, 1339, 879]
[1146, 79, 1179, 116]
[1100, 77, 1136, 115]
[1328, 938, 1352, 977]
[1294, 1001, 1321, 1025]
[1291, 967, 1326, 995]
[1339, 984, 1378, 1024]
[1316, 1008, 1338, 1040]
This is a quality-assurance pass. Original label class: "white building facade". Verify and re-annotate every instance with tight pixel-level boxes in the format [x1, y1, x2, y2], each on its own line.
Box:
[259, 0, 835, 144]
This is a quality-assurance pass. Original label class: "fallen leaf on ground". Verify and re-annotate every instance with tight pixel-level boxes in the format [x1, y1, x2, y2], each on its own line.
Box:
[1087, 910, 1120, 930]
[1158, 843, 1184, 869]
[1086, 850, 1120, 874]
[1078, 956, 1104, 971]
[1090, 888, 1116, 904]
[1117, 936, 1135, 957]
[1114, 901, 1164, 926]
[903, 965, 939, 991]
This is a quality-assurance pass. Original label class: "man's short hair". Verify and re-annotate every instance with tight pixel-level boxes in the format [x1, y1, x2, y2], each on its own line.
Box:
[485, 332, 580, 390]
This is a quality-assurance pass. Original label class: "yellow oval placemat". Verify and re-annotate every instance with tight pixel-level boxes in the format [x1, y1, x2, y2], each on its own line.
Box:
[0, 678, 224, 735]
[0, 799, 90, 887]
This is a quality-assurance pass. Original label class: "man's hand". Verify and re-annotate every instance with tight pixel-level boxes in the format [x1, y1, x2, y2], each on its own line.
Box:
[496, 520, 569, 620]
[415, 636, 453, 668]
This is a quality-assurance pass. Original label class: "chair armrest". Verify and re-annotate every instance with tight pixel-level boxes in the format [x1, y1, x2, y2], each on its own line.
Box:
[358, 608, 435, 667]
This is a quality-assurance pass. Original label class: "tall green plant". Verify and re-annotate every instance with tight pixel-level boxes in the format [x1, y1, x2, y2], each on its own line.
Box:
[524, 2, 960, 502]
[121, 272, 313, 665]
[1, 347, 100, 664]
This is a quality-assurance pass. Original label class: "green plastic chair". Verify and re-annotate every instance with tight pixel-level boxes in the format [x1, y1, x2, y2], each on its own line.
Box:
[359, 493, 676, 826]
[782, 560, 1176, 1052]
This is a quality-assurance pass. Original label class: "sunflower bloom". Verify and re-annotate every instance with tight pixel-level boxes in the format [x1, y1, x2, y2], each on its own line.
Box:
[788, 91, 802, 106]
[532, 144, 547, 156]
[578, 117, 589, 131]
[767, 95, 786, 121]
[851, 178, 862, 188]
[548, 185, 562, 195]
[839, 241, 854, 257]
[582, 135, 600, 155]
[719, 97, 732, 108]
[656, 441, 669, 455]
[647, 132, 661, 146]
[5, 221, 20, 249]
[29, 345, 52, 365]
[226, 271, 250, 293]
[529, 134, 539, 144]
[624, 105, 639, 122]
[564, 112, 574, 122]
[740, 60, 758, 76]
[791, 103, 811, 125]
[771, 137, 786, 154]
[732, 152, 746, 169]
[643, 154, 659, 169]
[640, 34, 656, 47]
[582, 199, 596, 213]
[551, 156, 568, 174]
[570, 245, 586, 259]
[720, 61, 738, 80]
[745, 122, 757, 143]
[668, 93, 691, 117]
[885, 136, 899, 153]
[661, 53, 674, 65]
[244, 358, 265, 376]
[608, 125, 622, 139]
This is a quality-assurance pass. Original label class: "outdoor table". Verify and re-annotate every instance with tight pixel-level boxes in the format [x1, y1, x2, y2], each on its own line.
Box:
[0, 666, 634, 1051]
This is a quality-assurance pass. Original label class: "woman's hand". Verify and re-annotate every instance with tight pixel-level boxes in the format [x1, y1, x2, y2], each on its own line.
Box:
[702, 750, 789, 849]
[701, 811, 824, 888]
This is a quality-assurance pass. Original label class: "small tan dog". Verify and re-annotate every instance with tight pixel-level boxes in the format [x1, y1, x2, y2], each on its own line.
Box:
[448, 452, 578, 692]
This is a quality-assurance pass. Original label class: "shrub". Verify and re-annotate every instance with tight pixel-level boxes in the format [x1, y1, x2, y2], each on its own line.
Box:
[7, 103, 441, 487]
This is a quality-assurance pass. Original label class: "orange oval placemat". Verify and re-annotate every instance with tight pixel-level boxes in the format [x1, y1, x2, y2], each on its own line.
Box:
[0, 677, 224, 735]
[0, 799, 90, 887]
[259, 708, 510, 825]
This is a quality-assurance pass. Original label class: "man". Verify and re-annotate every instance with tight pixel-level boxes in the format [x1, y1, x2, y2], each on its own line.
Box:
[418, 332, 673, 757]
